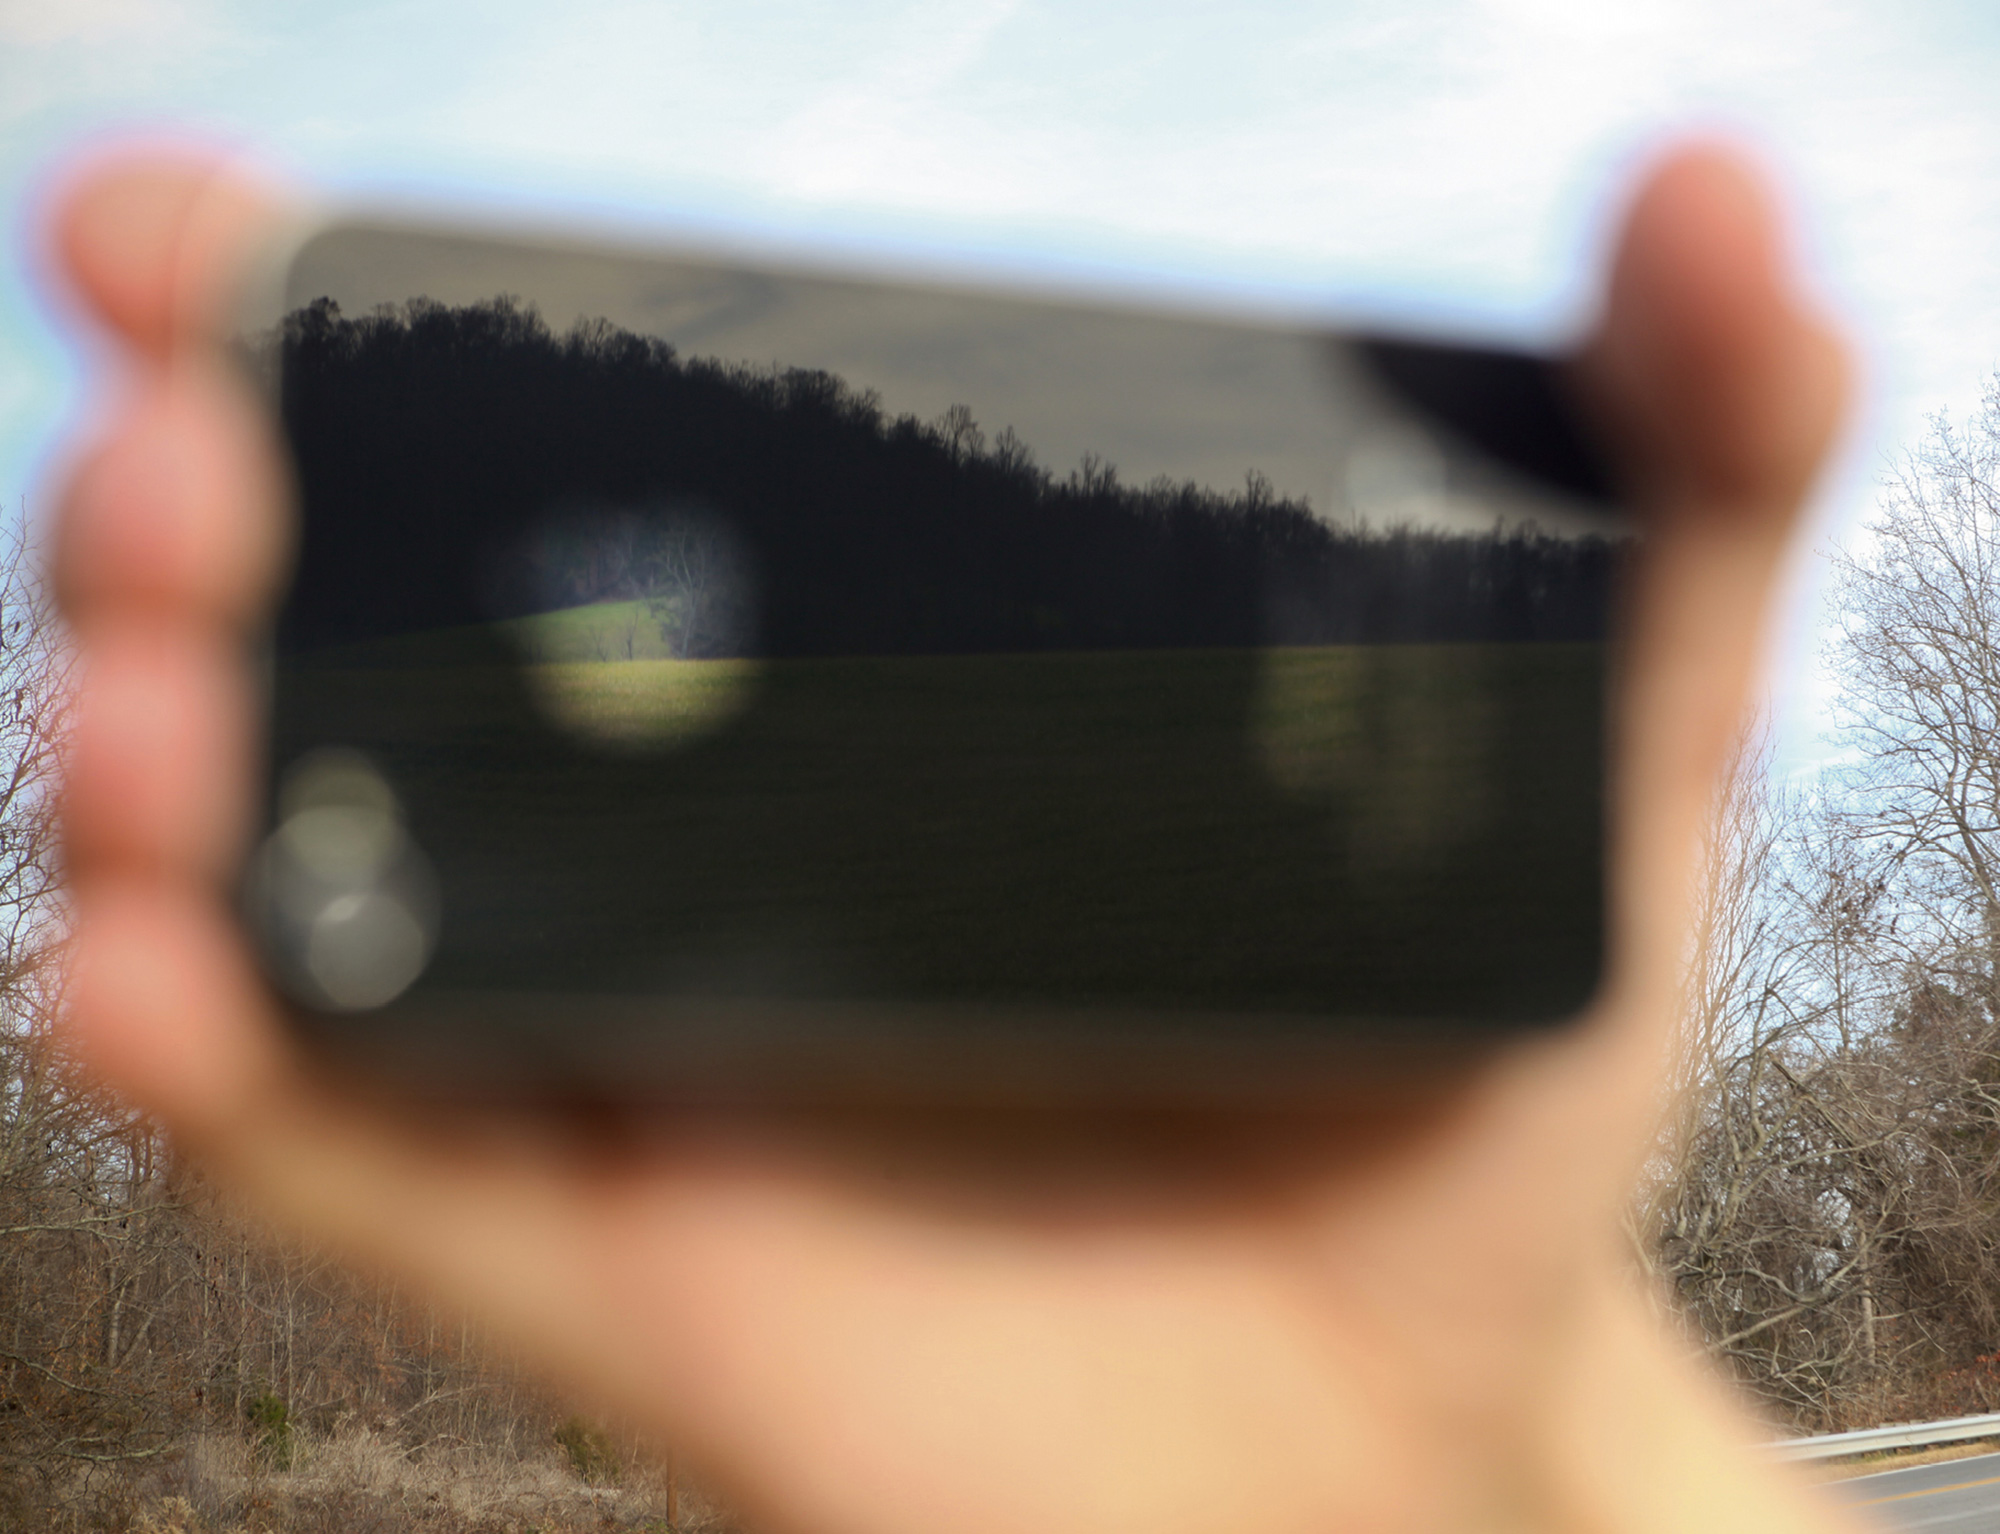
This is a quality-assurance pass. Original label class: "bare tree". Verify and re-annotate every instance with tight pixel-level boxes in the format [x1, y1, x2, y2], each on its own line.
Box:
[932, 402, 985, 463]
[642, 512, 754, 659]
[1641, 379, 2000, 1430]
[1828, 376, 2000, 985]
[991, 425, 1036, 478]
[1638, 755, 1935, 1428]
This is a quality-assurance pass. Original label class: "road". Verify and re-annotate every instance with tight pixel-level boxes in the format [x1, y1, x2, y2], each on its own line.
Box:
[1828, 1451, 2000, 1530]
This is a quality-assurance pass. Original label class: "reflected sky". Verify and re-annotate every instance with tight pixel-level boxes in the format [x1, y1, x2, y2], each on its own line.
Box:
[280, 222, 1615, 537]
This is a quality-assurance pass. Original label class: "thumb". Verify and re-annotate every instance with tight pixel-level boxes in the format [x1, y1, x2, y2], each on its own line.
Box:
[1580, 142, 1849, 519]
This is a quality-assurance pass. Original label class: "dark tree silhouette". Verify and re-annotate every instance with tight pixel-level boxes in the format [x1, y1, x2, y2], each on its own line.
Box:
[272, 296, 1619, 660]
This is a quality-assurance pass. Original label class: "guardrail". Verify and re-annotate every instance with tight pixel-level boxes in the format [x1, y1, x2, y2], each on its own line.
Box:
[1771, 1412, 2000, 1462]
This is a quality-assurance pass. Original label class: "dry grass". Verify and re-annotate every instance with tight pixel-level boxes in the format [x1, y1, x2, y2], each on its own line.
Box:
[33, 1425, 735, 1533]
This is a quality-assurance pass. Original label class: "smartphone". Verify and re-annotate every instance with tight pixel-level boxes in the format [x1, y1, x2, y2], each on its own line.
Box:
[232, 215, 1627, 1101]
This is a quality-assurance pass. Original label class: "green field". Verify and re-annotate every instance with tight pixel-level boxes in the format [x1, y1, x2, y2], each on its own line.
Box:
[296, 598, 683, 667]
[271, 631, 1605, 1024]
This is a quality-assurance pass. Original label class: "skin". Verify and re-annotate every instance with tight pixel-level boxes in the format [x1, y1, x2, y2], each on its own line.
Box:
[48, 144, 1860, 1534]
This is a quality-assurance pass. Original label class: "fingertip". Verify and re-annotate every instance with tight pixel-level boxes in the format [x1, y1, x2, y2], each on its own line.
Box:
[1622, 143, 1784, 260]
[52, 147, 283, 355]
[56, 158, 200, 346]
[1611, 143, 1789, 367]
[1588, 138, 1851, 514]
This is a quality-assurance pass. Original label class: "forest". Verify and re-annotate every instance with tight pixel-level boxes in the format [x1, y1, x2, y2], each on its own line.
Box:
[1637, 377, 2000, 1433]
[273, 295, 1618, 660]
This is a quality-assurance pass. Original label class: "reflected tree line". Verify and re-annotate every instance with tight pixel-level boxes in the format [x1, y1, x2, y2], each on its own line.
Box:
[274, 296, 1619, 659]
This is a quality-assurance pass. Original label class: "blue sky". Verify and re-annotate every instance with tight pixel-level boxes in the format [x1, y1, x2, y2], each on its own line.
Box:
[6, 0, 2000, 752]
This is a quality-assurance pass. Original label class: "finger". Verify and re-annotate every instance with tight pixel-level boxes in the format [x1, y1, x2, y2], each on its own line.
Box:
[53, 149, 285, 357]
[57, 361, 292, 626]
[1581, 145, 1850, 1030]
[1600, 143, 1848, 795]
[62, 617, 256, 879]
[1467, 144, 1853, 1216]
[1581, 141, 1849, 520]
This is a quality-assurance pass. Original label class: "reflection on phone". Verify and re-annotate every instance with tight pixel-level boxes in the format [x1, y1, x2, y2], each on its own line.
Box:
[243, 222, 1627, 1082]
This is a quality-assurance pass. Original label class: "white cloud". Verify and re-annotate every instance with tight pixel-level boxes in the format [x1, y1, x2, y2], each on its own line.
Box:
[0, 0, 240, 130]
[322, 0, 1993, 431]
[761, 0, 1025, 200]
[0, 0, 197, 46]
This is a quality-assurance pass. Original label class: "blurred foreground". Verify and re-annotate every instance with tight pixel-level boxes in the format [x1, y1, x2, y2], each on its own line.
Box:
[16, 386, 2000, 1522]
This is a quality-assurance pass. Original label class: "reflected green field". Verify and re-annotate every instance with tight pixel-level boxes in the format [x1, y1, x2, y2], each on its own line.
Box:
[271, 638, 1605, 1024]
[296, 598, 682, 666]
[523, 657, 758, 745]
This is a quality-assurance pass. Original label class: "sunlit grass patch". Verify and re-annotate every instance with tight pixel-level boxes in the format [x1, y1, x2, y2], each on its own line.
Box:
[501, 598, 681, 664]
[523, 656, 760, 745]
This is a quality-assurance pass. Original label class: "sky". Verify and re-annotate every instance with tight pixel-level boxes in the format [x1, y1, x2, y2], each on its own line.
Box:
[4, 0, 1999, 760]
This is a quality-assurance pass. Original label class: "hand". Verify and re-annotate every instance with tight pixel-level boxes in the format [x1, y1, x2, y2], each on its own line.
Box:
[51, 144, 1853, 1534]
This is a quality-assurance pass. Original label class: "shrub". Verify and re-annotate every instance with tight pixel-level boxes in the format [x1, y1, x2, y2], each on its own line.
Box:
[553, 1415, 619, 1485]
[246, 1391, 294, 1470]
